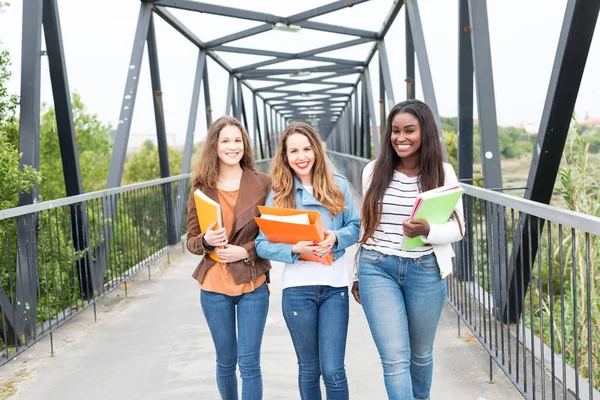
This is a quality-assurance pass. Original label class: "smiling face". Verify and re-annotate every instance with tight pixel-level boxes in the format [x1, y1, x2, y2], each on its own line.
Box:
[390, 112, 422, 162]
[286, 133, 315, 185]
[217, 125, 244, 167]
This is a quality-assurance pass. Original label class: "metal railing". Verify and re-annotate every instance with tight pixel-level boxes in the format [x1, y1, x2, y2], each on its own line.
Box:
[450, 185, 600, 400]
[328, 150, 600, 400]
[0, 174, 191, 366]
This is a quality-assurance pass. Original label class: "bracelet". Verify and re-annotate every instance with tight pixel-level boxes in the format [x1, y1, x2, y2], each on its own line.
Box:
[201, 236, 215, 251]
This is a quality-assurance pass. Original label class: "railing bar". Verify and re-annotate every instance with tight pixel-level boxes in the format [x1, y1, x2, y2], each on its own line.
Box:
[6, 218, 19, 352]
[0, 174, 193, 220]
[571, 227, 579, 399]
[511, 209, 520, 383]
[547, 222, 556, 399]
[527, 216, 537, 398]
[62, 205, 74, 318]
[558, 224, 567, 400]
[584, 233, 592, 400]
[497, 204, 505, 365]
[53, 208, 66, 322]
[2, 219, 11, 359]
[536, 217, 545, 398]
[505, 206, 512, 376]
[72, 203, 83, 311]
[519, 212, 528, 393]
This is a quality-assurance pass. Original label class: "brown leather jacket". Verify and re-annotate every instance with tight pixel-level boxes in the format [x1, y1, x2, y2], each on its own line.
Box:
[187, 167, 272, 285]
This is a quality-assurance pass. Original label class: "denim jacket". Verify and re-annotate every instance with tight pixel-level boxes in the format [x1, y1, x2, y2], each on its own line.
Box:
[255, 174, 360, 265]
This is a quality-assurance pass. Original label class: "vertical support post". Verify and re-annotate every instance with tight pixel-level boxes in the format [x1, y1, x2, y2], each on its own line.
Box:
[203, 61, 212, 127]
[379, 62, 386, 137]
[240, 89, 249, 132]
[106, 3, 152, 188]
[225, 74, 234, 116]
[468, 0, 505, 319]
[175, 49, 205, 234]
[147, 15, 177, 246]
[15, 0, 43, 341]
[236, 78, 243, 121]
[405, 0, 445, 156]
[353, 92, 359, 156]
[43, 0, 94, 298]
[263, 102, 271, 158]
[468, 0, 502, 190]
[457, 0, 474, 281]
[362, 68, 379, 157]
[378, 39, 395, 110]
[252, 94, 259, 158]
[405, 5, 415, 99]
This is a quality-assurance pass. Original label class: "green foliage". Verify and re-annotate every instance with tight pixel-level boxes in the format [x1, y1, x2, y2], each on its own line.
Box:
[443, 130, 458, 171]
[38, 94, 113, 200]
[122, 139, 183, 185]
[0, 28, 40, 211]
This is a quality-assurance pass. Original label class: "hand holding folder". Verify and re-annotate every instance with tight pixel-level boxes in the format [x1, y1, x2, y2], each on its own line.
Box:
[401, 184, 464, 250]
[193, 189, 223, 262]
[254, 206, 333, 265]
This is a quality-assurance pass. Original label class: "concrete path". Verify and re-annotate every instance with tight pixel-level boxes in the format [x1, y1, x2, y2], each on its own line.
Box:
[0, 244, 523, 400]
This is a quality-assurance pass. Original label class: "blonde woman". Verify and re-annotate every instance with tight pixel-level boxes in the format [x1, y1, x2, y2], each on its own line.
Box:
[255, 122, 360, 400]
[187, 116, 272, 400]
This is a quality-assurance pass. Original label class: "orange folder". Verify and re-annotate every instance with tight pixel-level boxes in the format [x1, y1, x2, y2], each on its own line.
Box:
[193, 189, 222, 263]
[254, 205, 333, 265]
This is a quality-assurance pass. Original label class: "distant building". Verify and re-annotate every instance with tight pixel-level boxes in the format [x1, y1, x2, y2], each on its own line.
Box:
[518, 122, 539, 134]
[582, 117, 600, 127]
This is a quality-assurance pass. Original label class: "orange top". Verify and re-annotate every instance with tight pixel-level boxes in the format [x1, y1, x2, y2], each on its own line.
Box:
[200, 189, 266, 295]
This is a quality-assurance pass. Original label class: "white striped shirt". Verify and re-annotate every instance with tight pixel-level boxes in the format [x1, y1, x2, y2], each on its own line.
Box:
[361, 161, 433, 259]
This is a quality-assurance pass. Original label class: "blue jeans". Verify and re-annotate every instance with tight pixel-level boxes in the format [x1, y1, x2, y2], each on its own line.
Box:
[358, 249, 446, 400]
[200, 283, 269, 400]
[282, 285, 350, 400]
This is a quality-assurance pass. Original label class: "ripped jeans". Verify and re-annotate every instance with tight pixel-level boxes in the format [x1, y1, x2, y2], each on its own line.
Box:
[282, 285, 349, 400]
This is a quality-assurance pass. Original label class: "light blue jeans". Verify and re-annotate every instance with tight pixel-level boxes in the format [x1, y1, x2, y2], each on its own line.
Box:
[282, 285, 350, 400]
[201, 283, 269, 400]
[358, 249, 446, 400]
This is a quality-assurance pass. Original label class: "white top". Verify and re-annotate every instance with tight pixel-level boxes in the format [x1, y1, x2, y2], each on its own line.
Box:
[359, 160, 465, 279]
[282, 185, 351, 289]
[362, 169, 434, 258]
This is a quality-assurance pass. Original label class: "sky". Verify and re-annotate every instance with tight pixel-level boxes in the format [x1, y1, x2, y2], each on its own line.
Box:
[1, 0, 599, 150]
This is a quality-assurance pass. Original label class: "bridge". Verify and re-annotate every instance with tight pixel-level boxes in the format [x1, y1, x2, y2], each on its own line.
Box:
[1, 1, 599, 399]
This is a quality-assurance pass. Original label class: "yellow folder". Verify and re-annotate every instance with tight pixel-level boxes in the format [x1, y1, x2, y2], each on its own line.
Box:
[193, 189, 222, 262]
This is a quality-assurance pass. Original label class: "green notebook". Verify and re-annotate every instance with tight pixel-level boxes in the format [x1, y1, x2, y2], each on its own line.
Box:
[401, 184, 464, 250]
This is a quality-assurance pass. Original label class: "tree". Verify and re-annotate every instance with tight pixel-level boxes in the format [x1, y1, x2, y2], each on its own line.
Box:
[122, 139, 183, 185]
[38, 93, 113, 200]
[0, 8, 40, 209]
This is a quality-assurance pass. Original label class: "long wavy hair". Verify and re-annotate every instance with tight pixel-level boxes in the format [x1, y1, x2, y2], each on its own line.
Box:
[192, 116, 255, 188]
[271, 122, 344, 215]
[359, 99, 446, 245]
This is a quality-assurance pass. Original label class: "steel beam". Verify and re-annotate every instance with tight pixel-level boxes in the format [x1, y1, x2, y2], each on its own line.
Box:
[362, 68, 379, 157]
[457, 0, 474, 282]
[225, 74, 234, 115]
[106, 3, 152, 188]
[378, 40, 395, 112]
[236, 78, 243, 121]
[295, 21, 378, 39]
[505, 0, 600, 323]
[203, 60, 212, 127]
[405, 0, 445, 155]
[405, 5, 415, 99]
[43, 0, 94, 298]
[155, 0, 282, 23]
[147, 15, 177, 246]
[176, 49, 205, 234]
[468, 0, 505, 323]
[205, 24, 273, 48]
[468, 0, 502, 189]
[263, 102, 271, 158]
[15, 0, 43, 341]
